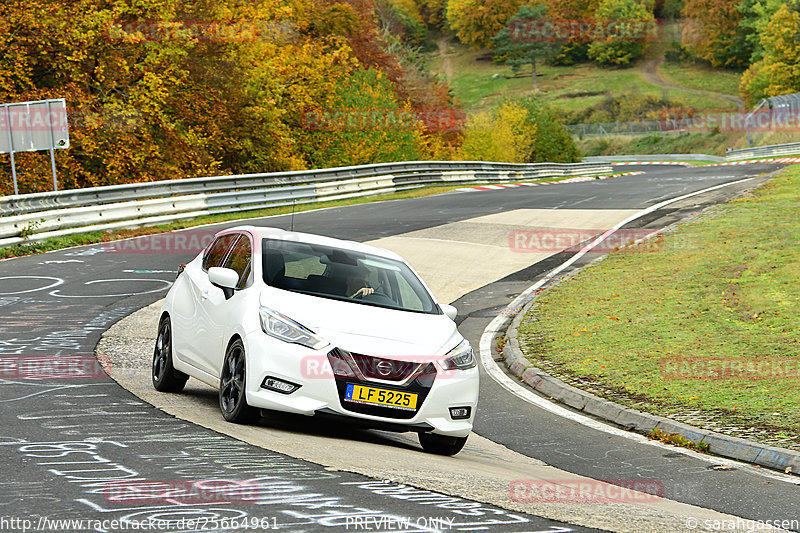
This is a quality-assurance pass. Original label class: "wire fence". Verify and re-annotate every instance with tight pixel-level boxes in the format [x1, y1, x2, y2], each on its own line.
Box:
[566, 121, 680, 138]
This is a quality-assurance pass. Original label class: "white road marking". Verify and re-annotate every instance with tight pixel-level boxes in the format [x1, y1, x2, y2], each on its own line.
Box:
[479, 177, 800, 485]
[0, 276, 64, 295]
[49, 278, 172, 298]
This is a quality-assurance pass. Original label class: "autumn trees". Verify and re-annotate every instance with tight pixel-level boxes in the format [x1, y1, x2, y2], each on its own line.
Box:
[0, 0, 457, 194]
[739, 2, 800, 105]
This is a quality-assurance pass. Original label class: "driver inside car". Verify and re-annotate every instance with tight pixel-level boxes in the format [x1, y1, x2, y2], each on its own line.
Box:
[345, 266, 374, 299]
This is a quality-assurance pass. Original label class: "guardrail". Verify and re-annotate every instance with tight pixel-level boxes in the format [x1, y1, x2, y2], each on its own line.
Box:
[583, 154, 725, 163]
[0, 160, 612, 247]
[583, 141, 800, 164]
[725, 141, 800, 161]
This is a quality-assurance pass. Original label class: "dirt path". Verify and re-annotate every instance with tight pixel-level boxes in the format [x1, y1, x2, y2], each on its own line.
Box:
[437, 37, 454, 81]
[640, 56, 744, 108]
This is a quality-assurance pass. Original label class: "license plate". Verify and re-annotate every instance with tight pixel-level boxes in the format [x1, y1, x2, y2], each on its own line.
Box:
[345, 384, 417, 410]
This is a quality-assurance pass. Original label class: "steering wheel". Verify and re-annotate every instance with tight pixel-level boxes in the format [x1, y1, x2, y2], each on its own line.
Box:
[361, 290, 396, 306]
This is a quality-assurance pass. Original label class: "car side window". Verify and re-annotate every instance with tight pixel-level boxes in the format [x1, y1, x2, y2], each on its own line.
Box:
[221, 234, 252, 289]
[394, 271, 425, 311]
[203, 234, 238, 271]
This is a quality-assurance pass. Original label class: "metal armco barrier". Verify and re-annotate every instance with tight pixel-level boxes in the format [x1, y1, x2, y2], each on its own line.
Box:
[583, 154, 725, 163]
[725, 141, 800, 161]
[583, 141, 800, 164]
[0, 160, 612, 247]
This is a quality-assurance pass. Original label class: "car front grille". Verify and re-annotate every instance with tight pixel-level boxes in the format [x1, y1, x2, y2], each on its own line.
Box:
[349, 353, 417, 381]
[327, 348, 437, 420]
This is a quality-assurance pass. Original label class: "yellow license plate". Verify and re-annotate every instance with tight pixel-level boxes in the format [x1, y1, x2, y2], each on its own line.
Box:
[345, 384, 418, 410]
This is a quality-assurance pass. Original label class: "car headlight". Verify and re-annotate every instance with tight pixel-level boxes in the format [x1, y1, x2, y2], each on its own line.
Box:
[259, 307, 328, 350]
[438, 339, 476, 370]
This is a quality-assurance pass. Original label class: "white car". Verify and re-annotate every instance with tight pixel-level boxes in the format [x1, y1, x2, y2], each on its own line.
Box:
[153, 225, 479, 455]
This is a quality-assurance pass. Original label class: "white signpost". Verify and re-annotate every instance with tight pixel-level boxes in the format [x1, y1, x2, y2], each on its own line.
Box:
[0, 98, 70, 195]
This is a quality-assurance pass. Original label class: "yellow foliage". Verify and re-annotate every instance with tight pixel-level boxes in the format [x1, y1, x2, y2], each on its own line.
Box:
[459, 102, 534, 162]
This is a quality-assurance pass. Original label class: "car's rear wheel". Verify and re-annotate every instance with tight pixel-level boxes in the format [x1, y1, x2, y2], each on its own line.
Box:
[152, 316, 188, 392]
[219, 339, 259, 423]
[418, 432, 468, 456]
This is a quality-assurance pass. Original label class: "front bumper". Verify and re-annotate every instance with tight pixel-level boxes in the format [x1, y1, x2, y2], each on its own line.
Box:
[243, 334, 479, 438]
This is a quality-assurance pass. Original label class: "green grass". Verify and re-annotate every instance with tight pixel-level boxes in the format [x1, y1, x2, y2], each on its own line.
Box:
[578, 131, 800, 157]
[658, 62, 743, 99]
[517, 165, 800, 442]
[431, 39, 738, 115]
[578, 132, 745, 157]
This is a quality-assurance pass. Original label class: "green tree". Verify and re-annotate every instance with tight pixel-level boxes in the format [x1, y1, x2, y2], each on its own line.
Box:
[459, 99, 579, 163]
[519, 98, 580, 162]
[301, 69, 427, 168]
[492, 4, 554, 89]
[587, 0, 656, 65]
[739, 3, 800, 105]
[737, 0, 784, 63]
[460, 101, 534, 162]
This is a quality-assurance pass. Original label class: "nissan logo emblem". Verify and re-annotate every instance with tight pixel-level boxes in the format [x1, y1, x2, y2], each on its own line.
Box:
[375, 361, 393, 376]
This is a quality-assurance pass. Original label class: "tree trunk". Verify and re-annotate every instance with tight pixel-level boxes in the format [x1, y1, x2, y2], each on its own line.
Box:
[531, 57, 538, 89]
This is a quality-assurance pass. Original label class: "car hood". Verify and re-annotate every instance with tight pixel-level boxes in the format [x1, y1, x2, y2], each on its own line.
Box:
[260, 288, 462, 358]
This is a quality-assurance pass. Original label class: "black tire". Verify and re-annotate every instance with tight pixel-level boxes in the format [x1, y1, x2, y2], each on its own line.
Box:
[152, 316, 189, 392]
[418, 432, 468, 456]
[219, 339, 259, 423]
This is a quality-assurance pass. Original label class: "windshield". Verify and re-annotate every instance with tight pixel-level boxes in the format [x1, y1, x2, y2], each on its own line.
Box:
[261, 239, 439, 314]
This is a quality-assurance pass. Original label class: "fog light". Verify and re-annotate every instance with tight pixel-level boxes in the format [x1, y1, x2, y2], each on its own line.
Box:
[449, 406, 471, 420]
[261, 376, 300, 394]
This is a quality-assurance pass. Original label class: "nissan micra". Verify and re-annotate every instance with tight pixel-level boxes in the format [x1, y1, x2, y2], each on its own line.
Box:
[153, 225, 478, 455]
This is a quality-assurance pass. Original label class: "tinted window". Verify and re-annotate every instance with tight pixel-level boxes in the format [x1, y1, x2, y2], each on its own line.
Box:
[203, 234, 238, 270]
[221, 235, 252, 289]
[262, 238, 438, 314]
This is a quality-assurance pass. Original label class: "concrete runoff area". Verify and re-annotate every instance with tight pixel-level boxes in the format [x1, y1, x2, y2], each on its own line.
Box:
[368, 209, 640, 304]
[98, 206, 788, 532]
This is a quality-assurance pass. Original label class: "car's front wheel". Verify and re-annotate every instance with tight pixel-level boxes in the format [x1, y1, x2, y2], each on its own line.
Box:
[152, 316, 189, 392]
[219, 339, 259, 423]
[418, 432, 468, 456]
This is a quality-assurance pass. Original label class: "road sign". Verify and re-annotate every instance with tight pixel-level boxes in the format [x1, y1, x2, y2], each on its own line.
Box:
[1, 98, 70, 195]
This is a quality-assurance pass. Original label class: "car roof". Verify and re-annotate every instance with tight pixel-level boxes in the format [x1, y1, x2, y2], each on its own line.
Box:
[220, 225, 405, 262]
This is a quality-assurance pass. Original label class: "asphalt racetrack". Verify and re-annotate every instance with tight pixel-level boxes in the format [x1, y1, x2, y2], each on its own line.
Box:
[1, 162, 797, 532]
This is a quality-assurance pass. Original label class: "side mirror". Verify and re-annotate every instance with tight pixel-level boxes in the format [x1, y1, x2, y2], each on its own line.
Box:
[440, 304, 458, 321]
[208, 267, 239, 299]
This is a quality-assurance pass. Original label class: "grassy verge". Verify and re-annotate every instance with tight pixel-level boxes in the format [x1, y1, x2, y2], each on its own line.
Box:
[658, 62, 743, 99]
[517, 165, 800, 446]
[578, 131, 800, 158]
[430, 39, 737, 115]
